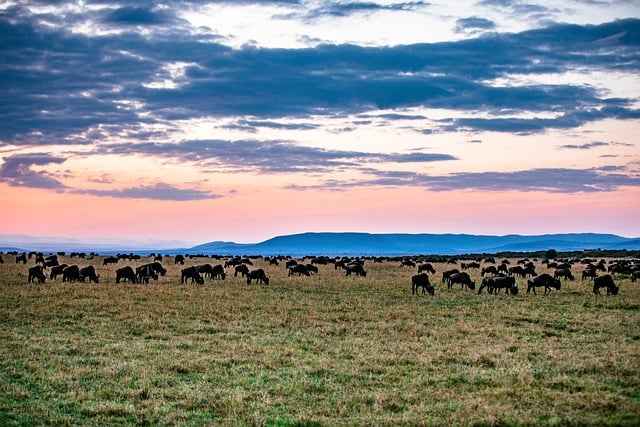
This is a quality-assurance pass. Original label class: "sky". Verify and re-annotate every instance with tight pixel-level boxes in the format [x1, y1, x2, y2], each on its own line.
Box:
[0, 0, 639, 247]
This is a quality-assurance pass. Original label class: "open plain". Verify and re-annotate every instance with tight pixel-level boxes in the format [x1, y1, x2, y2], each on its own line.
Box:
[1, 253, 639, 426]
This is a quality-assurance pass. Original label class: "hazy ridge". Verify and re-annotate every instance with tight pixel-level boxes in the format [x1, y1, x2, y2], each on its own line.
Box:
[2, 232, 639, 256]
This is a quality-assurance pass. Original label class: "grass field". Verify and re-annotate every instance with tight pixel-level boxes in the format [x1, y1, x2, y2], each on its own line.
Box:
[1, 254, 639, 426]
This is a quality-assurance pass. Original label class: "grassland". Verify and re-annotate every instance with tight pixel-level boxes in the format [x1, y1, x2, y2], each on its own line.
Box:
[0, 254, 639, 426]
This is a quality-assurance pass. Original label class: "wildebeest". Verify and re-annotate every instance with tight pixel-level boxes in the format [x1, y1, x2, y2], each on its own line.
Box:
[554, 268, 574, 281]
[136, 264, 159, 283]
[442, 268, 460, 283]
[508, 266, 527, 278]
[411, 273, 434, 295]
[593, 274, 619, 296]
[181, 266, 204, 285]
[49, 263, 68, 280]
[417, 263, 436, 274]
[103, 256, 118, 266]
[16, 253, 27, 264]
[28, 265, 46, 283]
[174, 254, 185, 265]
[137, 262, 166, 277]
[234, 264, 250, 277]
[288, 264, 311, 277]
[632, 270, 640, 283]
[116, 266, 137, 283]
[80, 266, 100, 283]
[247, 269, 270, 285]
[211, 264, 226, 280]
[461, 261, 480, 270]
[527, 273, 561, 295]
[400, 259, 416, 268]
[285, 259, 298, 269]
[481, 266, 498, 277]
[446, 272, 475, 290]
[62, 265, 81, 282]
[478, 276, 517, 295]
[345, 263, 367, 277]
[0, 254, 3, 263]
[582, 267, 597, 281]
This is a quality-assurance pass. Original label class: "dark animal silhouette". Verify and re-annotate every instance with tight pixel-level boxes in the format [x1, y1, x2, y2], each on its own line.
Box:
[417, 263, 436, 274]
[442, 268, 459, 283]
[411, 273, 434, 295]
[181, 266, 204, 284]
[234, 264, 250, 277]
[289, 264, 310, 276]
[103, 256, 118, 266]
[527, 274, 561, 295]
[49, 263, 68, 280]
[28, 265, 46, 283]
[478, 276, 517, 295]
[116, 266, 137, 284]
[554, 268, 574, 281]
[593, 275, 619, 296]
[481, 266, 498, 276]
[446, 272, 475, 290]
[136, 264, 159, 283]
[62, 265, 81, 282]
[345, 263, 367, 277]
[16, 253, 27, 264]
[80, 266, 100, 283]
[174, 254, 185, 265]
[247, 269, 270, 285]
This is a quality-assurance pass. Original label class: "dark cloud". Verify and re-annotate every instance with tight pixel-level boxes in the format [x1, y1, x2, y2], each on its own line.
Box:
[0, 153, 66, 189]
[559, 141, 635, 150]
[288, 166, 640, 193]
[75, 182, 220, 201]
[96, 139, 457, 173]
[1, 11, 638, 143]
[455, 16, 496, 34]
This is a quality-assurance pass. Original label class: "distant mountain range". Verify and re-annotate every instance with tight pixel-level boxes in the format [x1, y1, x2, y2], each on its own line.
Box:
[188, 232, 640, 256]
[2, 232, 639, 256]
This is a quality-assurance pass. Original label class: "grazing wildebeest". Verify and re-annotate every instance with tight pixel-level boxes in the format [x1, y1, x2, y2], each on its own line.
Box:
[285, 260, 298, 269]
[305, 264, 319, 274]
[62, 265, 81, 282]
[136, 264, 159, 283]
[174, 254, 185, 265]
[400, 259, 416, 268]
[461, 261, 480, 270]
[582, 268, 597, 281]
[446, 272, 475, 290]
[234, 264, 250, 277]
[28, 265, 46, 283]
[211, 264, 226, 280]
[593, 275, 619, 296]
[345, 263, 367, 277]
[43, 258, 59, 268]
[181, 266, 204, 284]
[632, 270, 640, 283]
[481, 266, 498, 277]
[497, 263, 509, 274]
[478, 276, 517, 295]
[116, 266, 137, 284]
[103, 256, 118, 266]
[508, 266, 527, 278]
[527, 274, 561, 295]
[554, 268, 574, 281]
[16, 253, 27, 264]
[247, 269, 270, 285]
[411, 273, 434, 295]
[80, 266, 100, 283]
[417, 263, 436, 274]
[197, 264, 214, 278]
[288, 264, 310, 277]
[442, 268, 460, 283]
[137, 262, 166, 277]
[49, 263, 68, 280]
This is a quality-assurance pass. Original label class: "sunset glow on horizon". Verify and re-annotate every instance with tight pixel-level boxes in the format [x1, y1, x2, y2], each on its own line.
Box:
[1, 1, 639, 248]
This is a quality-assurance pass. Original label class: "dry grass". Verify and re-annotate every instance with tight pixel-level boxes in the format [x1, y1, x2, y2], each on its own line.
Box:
[1, 254, 639, 425]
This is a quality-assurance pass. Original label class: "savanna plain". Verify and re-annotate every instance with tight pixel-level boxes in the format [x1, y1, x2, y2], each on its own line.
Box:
[1, 253, 639, 426]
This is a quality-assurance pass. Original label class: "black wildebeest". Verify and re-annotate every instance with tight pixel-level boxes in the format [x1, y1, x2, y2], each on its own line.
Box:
[234, 264, 250, 277]
[103, 256, 118, 266]
[181, 266, 204, 285]
[136, 264, 159, 283]
[80, 266, 100, 283]
[116, 266, 137, 284]
[289, 264, 311, 277]
[28, 265, 46, 283]
[478, 276, 517, 295]
[446, 272, 475, 290]
[481, 266, 498, 277]
[632, 270, 640, 283]
[345, 263, 367, 277]
[137, 262, 166, 277]
[554, 268, 575, 281]
[417, 263, 436, 274]
[442, 268, 460, 283]
[211, 264, 226, 280]
[411, 273, 434, 295]
[49, 263, 68, 280]
[582, 267, 597, 281]
[62, 265, 81, 282]
[247, 269, 270, 285]
[527, 273, 561, 295]
[16, 253, 27, 264]
[174, 254, 185, 265]
[593, 275, 619, 296]
[400, 259, 416, 268]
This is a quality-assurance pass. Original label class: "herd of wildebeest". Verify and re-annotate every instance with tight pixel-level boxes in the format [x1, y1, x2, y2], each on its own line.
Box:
[1, 250, 638, 297]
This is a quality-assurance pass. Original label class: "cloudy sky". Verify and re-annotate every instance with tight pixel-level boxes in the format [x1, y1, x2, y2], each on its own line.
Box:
[1, 0, 639, 247]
